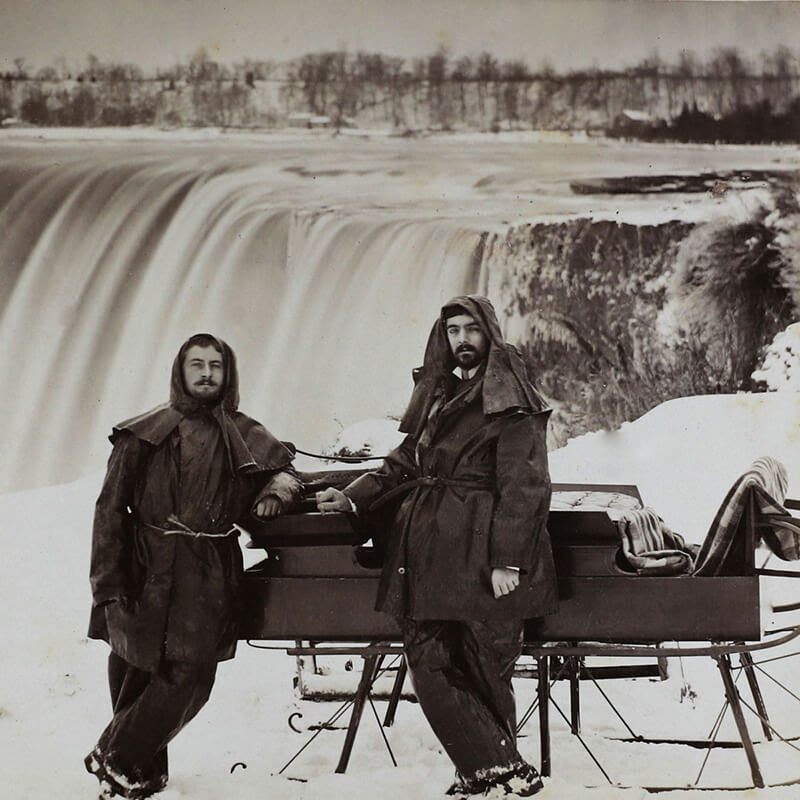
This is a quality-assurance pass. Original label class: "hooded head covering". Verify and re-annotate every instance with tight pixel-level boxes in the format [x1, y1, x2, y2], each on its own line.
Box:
[171, 332, 238, 414]
[399, 295, 549, 435]
[112, 333, 293, 474]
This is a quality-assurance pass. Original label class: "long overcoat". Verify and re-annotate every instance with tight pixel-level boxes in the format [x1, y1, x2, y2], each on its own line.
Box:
[345, 296, 558, 621]
[88, 335, 299, 672]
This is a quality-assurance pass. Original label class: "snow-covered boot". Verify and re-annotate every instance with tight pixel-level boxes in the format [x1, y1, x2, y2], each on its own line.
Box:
[85, 748, 125, 797]
[497, 763, 544, 797]
[84, 746, 160, 799]
[102, 756, 159, 799]
[446, 763, 544, 799]
[84, 747, 104, 778]
[445, 781, 468, 798]
[97, 778, 119, 799]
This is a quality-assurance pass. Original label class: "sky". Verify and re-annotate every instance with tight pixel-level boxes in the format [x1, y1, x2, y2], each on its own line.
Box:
[1, 0, 800, 75]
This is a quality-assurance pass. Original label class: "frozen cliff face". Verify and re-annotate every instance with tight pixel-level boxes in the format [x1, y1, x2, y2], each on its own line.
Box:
[486, 201, 800, 445]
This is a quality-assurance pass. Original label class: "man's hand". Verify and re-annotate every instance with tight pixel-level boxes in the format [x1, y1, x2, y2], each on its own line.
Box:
[253, 495, 283, 519]
[316, 487, 352, 513]
[491, 567, 520, 599]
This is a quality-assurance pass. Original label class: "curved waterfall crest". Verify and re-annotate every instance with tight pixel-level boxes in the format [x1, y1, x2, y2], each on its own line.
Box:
[0, 153, 489, 492]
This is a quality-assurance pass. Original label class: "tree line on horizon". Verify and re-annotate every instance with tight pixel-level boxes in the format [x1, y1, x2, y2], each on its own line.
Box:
[3, 44, 800, 139]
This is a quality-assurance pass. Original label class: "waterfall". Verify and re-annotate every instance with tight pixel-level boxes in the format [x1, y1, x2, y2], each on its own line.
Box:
[0, 151, 489, 492]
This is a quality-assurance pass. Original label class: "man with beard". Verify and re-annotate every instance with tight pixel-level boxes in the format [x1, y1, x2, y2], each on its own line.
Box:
[85, 333, 301, 799]
[316, 296, 557, 799]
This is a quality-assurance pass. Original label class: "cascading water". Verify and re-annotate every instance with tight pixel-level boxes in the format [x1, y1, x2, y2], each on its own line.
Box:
[0, 151, 489, 492]
[6, 135, 774, 493]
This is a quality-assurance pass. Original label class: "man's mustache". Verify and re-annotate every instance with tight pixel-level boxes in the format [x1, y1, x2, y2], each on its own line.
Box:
[194, 379, 219, 386]
[456, 345, 477, 354]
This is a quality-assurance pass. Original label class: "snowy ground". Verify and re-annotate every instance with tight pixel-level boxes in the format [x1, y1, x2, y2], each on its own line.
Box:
[3, 393, 800, 799]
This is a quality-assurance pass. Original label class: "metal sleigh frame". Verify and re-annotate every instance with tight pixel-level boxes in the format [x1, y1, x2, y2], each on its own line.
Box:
[241, 488, 800, 791]
[516, 496, 800, 791]
[519, 626, 800, 791]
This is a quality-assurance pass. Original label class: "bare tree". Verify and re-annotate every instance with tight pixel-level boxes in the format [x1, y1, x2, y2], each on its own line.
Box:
[452, 56, 473, 121]
[760, 45, 796, 109]
[86, 53, 101, 81]
[53, 56, 70, 80]
[644, 49, 668, 115]
[501, 59, 530, 127]
[353, 52, 385, 111]
[297, 54, 322, 113]
[677, 50, 700, 108]
[708, 46, 750, 112]
[427, 46, 450, 128]
[410, 57, 426, 123]
[187, 48, 227, 83]
[385, 56, 406, 127]
[531, 59, 559, 128]
[476, 51, 498, 122]
[329, 51, 359, 129]
[35, 66, 59, 82]
[13, 57, 28, 79]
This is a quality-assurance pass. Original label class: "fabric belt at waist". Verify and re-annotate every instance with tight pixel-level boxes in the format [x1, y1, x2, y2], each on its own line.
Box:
[366, 476, 491, 513]
[142, 514, 239, 539]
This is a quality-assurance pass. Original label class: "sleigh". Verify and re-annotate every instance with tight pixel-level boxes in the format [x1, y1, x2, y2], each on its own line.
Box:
[239, 468, 800, 790]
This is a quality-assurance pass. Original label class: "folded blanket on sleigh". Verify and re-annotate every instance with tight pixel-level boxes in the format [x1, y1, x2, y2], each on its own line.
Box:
[615, 456, 800, 576]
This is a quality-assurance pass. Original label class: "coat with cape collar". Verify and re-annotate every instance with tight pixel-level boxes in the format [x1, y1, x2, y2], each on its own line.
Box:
[346, 296, 557, 621]
[399, 294, 550, 437]
[112, 334, 293, 474]
[89, 334, 300, 671]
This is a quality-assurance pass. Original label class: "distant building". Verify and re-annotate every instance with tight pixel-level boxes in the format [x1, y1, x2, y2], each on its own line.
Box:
[609, 109, 664, 139]
[287, 111, 332, 129]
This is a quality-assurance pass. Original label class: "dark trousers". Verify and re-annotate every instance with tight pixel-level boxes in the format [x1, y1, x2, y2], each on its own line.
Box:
[401, 617, 529, 783]
[97, 652, 217, 785]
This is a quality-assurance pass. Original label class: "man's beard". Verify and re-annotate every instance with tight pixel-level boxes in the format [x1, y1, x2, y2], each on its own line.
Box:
[454, 346, 484, 370]
[190, 380, 222, 402]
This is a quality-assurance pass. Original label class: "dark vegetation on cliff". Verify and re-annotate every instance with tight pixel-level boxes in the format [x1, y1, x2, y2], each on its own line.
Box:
[611, 98, 800, 145]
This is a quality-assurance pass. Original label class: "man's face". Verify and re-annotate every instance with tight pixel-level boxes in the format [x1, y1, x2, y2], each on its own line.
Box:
[182, 344, 225, 403]
[445, 313, 488, 370]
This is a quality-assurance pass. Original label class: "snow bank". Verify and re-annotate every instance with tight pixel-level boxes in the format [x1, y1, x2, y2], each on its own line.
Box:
[550, 392, 800, 538]
[2, 393, 800, 798]
[753, 323, 800, 391]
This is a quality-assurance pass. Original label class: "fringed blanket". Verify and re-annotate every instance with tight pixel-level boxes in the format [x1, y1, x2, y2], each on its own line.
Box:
[614, 456, 799, 576]
[694, 455, 797, 575]
[615, 508, 699, 575]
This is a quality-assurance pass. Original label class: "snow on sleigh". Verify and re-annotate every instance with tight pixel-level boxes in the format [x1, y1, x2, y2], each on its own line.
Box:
[238, 456, 800, 791]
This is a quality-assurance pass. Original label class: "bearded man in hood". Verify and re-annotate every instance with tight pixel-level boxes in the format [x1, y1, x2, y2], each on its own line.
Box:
[85, 333, 301, 799]
[317, 296, 557, 799]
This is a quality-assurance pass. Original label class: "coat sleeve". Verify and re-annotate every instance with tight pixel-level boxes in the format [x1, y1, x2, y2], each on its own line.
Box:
[251, 464, 303, 513]
[489, 411, 551, 571]
[90, 432, 143, 607]
[343, 435, 419, 512]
